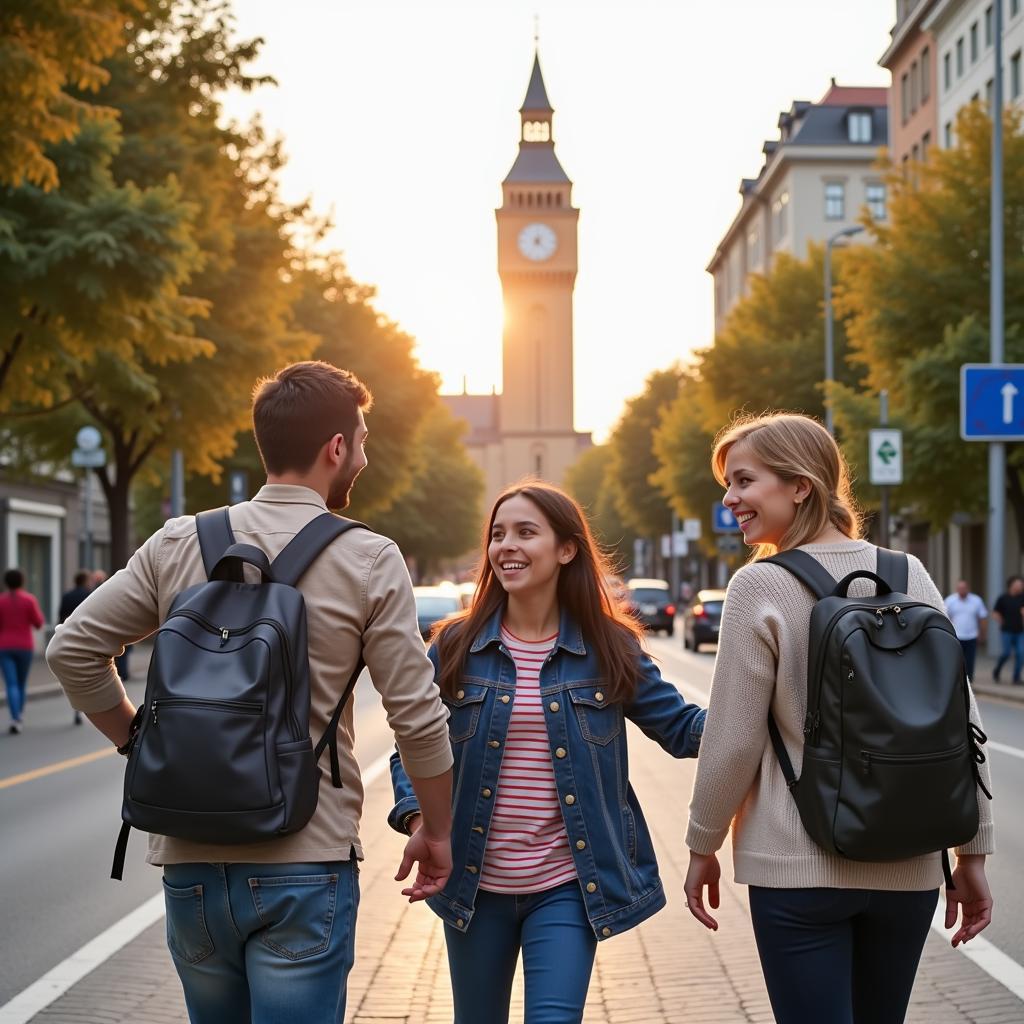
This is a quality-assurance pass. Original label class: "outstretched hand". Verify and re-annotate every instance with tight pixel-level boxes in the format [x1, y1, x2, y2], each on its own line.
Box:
[394, 815, 452, 903]
[944, 854, 993, 947]
[683, 850, 721, 930]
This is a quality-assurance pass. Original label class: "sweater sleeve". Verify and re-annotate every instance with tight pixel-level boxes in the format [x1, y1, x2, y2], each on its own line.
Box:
[685, 564, 781, 855]
[908, 556, 995, 856]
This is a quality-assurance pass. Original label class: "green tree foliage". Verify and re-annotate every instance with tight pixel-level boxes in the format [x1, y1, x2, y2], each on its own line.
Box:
[564, 444, 636, 570]
[371, 404, 485, 578]
[607, 367, 684, 542]
[0, 0, 143, 190]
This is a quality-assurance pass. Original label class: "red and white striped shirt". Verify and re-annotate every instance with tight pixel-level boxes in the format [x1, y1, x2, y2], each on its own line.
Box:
[479, 626, 577, 894]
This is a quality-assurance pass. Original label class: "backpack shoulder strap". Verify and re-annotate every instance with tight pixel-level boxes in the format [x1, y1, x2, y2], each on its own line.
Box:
[271, 512, 367, 587]
[196, 507, 239, 580]
[875, 547, 910, 594]
[763, 549, 837, 600]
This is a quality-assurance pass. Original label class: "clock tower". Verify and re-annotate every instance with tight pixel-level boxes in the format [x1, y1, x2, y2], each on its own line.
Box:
[442, 50, 590, 514]
[494, 51, 586, 486]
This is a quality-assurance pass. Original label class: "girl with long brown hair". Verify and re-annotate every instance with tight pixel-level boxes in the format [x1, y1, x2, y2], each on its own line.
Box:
[389, 482, 705, 1024]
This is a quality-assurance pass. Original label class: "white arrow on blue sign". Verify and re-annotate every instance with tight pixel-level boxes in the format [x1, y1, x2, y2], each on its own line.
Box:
[712, 504, 740, 533]
[961, 364, 1024, 441]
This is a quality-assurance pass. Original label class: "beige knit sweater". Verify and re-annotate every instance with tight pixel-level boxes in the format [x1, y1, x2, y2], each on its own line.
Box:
[685, 540, 995, 890]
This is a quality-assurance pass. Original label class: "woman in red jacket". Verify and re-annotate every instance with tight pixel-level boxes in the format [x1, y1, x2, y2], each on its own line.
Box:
[0, 569, 45, 733]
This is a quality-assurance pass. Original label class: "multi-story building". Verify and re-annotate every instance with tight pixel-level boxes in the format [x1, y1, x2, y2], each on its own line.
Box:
[926, 0, 1024, 148]
[707, 82, 888, 333]
[880, 1, 941, 166]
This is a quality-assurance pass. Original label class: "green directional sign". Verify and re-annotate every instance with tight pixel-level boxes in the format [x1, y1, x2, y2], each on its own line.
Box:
[869, 428, 903, 485]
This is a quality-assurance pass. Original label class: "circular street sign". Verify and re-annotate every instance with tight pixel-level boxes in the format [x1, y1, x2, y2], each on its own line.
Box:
[76, 426, 102, 451]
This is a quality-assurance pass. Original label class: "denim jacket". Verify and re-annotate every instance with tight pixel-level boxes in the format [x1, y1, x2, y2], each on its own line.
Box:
[388, 607, 706, 941]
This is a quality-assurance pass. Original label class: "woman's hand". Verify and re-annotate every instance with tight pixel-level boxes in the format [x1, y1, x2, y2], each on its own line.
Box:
[395, 813, 453, 903]
[945, 853, 993, 947]
[683, 850, 721, 930]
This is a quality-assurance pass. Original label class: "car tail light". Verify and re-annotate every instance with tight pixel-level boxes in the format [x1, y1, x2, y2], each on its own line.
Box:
[693, 604, 706, 618]
[665, 604, 676, 616]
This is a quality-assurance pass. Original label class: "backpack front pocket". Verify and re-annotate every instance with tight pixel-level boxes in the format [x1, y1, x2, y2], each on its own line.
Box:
[130, 697, 271, 812]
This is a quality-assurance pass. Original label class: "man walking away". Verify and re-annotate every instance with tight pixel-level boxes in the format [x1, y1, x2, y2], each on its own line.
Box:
[993, 576, 1024, 684]
[59, 571, 92, 724]
[944, 579, 987, 682]
[47, 361, 454, 1024]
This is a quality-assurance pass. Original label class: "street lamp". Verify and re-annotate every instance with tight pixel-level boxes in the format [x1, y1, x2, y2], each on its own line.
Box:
[823, 224, 864, 435]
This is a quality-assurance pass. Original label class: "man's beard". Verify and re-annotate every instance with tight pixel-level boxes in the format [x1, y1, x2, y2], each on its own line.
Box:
[326, 456, 361, 511]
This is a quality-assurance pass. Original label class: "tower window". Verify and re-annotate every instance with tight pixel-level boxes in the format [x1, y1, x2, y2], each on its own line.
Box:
[523, 120, 551, 142]
[556, 193, 563, 207]
[534, 453, 543, 476]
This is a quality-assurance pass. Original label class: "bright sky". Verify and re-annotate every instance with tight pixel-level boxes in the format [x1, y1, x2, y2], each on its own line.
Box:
[223, 0, 895, 441]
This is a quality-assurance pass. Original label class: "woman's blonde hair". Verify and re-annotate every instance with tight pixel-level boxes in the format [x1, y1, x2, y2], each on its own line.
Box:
[711, 412, 863, 560]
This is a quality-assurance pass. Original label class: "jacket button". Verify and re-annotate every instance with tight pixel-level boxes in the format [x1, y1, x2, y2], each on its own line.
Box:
[500, 695, 511, 704]
[472, 826, 484, 834]
[489, 740, 500, 748]
[564, 794, 575, 805]
[456, 918, 465, 927]
[549, 701, 560, 712]
[586, 882, 597, 893]
[456, 689, 465, 700]
[602, 926, 612, 937]
[467, 865, 478, 874]
[555, 747, 566, 758]
[595, 691, 604, 702]
[482, 788, 492, 798]
[576, 840, 586, 850]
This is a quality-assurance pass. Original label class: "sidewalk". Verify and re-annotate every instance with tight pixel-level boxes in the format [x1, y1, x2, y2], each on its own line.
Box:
[24, 725, 1024, 1023]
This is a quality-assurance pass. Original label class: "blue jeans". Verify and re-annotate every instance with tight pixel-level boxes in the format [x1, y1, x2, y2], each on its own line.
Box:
[749, 886, 938, 1024]
[162, 861, 359, 1024]
[0, 649, 32, 722]
[959, 638, 978, 680]
[995, 630, 1024, 681]
[445, 881, 597, 1024]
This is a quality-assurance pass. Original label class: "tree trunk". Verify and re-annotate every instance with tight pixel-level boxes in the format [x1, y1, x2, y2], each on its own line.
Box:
[97, 454, 134, 572]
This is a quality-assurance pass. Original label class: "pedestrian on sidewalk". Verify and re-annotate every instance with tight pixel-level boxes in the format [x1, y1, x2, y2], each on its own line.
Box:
[944, 579, 987, 681]
[992, 575, 1024, 684]
[389, 482, 706, 1024]
[47, 361, 455, 1024]
[0, 568, 45, 734]
[683, 413, 995, 1024]
[59, 571, 92, 725]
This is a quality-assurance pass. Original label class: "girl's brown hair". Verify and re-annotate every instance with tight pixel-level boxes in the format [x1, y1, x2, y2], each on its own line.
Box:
[711, 412, 863, 561]
[433, 482, 644, 703]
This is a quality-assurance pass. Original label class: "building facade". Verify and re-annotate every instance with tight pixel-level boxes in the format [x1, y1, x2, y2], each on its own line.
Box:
[708, 82, 889, 333]
[925, 0, 1024, 148]
[442, 53, 591, 510]
[880, 0, 941, 166]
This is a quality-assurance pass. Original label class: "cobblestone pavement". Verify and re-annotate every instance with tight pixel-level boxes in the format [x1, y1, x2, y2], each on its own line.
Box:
[27, 725, 1024, 1024]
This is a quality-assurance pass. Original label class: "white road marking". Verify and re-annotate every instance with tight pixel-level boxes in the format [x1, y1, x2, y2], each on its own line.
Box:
[0, 748, 397, 1023]
[932, 904, 1024, 1001]
[988, 739, 1024, 761]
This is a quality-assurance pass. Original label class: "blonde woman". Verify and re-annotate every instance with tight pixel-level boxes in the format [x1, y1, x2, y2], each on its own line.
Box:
[683, 413, 994, 1024]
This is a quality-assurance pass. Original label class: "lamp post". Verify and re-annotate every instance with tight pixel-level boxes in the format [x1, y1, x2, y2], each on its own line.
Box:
[824, 224, 864, 435]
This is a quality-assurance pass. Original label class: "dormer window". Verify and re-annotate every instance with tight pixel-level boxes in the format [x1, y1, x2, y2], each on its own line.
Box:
[523, 120, 551, 142]
[848, 111, 873, 143]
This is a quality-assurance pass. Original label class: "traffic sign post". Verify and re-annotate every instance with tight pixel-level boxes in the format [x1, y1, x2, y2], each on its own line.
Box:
[869, 429, 903, 485]
[712, 504, 740, 533]
[960, 364, 1024, 440]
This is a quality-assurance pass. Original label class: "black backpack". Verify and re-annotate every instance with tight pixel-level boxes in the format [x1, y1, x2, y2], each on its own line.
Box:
[111, 507, 366, 879]
[765, 547, 991, 886]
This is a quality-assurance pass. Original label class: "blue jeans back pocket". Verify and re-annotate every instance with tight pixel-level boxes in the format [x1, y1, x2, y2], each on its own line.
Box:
[248, 873, 339, 960]
[162, 880, 214, 965]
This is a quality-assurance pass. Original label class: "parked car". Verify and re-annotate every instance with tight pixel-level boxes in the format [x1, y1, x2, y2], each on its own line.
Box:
[681, 589, 727, 651]
[625, 578, 676, 636]
[412, 586, 462, 640]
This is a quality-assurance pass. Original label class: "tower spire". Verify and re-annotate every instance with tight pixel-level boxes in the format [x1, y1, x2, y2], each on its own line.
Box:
[520, 50, 553, 114]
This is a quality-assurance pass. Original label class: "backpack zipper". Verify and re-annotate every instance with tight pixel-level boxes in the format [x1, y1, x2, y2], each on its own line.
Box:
[151, 697, 262, 728]
[164, 609, 300, 739]
[860, 741, 967, 775]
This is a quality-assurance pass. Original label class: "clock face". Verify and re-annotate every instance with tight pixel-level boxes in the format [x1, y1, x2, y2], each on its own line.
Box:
[517, 222, 558, 262]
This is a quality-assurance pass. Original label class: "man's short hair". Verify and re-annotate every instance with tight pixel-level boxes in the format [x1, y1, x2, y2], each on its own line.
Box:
[4, 568, 24, 589]
[74, 571, 90, 587]
[252, 361, 373, 475]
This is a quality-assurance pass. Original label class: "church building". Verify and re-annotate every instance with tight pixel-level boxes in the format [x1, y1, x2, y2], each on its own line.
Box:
[443, 51, 592, 511]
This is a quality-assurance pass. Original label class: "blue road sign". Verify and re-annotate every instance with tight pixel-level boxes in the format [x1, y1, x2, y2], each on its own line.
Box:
[712, 504, 740, 533]
[961, 364, 1024, 441]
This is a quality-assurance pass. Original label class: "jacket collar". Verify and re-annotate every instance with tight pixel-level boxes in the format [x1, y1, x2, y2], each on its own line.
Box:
[470, 604, 587, 656]
[252, 484, 329, 510]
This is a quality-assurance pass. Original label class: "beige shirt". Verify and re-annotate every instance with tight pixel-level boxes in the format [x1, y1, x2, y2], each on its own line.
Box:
[686, 541, 995, 890]
[46, 484, 453, 865]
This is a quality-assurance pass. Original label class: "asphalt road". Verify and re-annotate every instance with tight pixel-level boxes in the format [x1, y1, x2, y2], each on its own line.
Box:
[1, 636, 1021, 1006]
[647, 634, 1024, 969]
